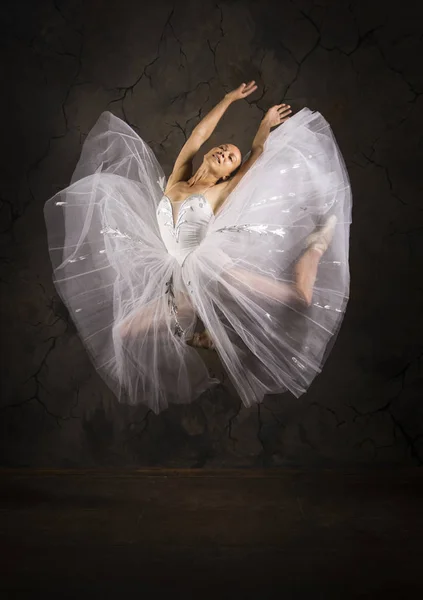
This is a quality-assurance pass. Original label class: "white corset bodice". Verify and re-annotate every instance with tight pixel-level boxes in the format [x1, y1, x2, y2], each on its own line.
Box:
[156, 194, 214, 266]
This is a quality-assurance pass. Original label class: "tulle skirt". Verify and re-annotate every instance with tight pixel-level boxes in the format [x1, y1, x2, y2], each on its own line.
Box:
[44, 109, 352, 414]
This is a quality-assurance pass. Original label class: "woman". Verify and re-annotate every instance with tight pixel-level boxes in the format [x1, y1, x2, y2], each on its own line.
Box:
[44, 81, 352, 414]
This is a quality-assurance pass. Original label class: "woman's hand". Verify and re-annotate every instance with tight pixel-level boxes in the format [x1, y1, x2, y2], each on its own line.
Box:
[225, 81, 258, 102]
[263, 104, 292, 127]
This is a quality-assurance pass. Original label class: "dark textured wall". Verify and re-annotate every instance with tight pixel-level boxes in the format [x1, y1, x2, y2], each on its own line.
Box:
[1, 0, 422, 467]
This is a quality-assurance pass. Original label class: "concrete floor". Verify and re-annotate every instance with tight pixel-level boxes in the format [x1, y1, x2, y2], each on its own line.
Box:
[1, 0, 422, 468]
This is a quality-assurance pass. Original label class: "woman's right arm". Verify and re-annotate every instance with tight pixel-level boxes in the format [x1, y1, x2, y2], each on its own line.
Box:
[166, 82, 258, 190]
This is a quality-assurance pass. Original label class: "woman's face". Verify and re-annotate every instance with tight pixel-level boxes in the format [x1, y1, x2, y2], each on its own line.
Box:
[205, 143, 242, 180]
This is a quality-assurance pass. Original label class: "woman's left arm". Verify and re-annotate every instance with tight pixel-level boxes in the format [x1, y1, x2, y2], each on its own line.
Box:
[220, 104, 292, 197]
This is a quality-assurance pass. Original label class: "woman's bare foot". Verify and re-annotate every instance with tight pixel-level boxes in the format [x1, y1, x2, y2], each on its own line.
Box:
[187, 329, 215, 350]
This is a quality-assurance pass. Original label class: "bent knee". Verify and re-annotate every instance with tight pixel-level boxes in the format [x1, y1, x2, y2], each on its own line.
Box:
[296, 289, 312, 308]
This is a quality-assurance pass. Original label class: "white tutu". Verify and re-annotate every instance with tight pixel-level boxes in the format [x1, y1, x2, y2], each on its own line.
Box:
[44, 109, 352, 414]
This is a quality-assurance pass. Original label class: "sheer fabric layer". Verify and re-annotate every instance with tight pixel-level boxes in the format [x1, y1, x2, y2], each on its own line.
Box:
[44, 109, 352, 413]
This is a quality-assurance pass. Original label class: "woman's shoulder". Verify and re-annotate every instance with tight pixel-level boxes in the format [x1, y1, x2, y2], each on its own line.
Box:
[164, 179, 184, 198]
[205, 182, 231, 214]
[164, 174, 192, 197]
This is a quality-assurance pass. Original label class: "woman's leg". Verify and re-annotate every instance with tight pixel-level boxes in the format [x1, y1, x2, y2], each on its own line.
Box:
[184, 217, 338, 349]
[119, 292, 196, 339]
[225, 215, 338, 308]
[189, 217, 338, 349]
[118, 298, 164, 338]
[292, 246, 323, 305]
[188, 249, 318, 349]
[295, 214, 338, 304]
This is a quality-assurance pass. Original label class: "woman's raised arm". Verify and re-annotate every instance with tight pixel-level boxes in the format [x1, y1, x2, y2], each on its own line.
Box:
[166, 81, 258, 189]
[219, 103, 292, 199]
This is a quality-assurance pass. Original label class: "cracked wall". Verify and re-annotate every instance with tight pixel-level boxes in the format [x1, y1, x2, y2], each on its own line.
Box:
[1, 0, 422, 467]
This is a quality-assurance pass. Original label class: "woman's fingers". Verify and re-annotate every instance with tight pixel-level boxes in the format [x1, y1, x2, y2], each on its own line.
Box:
[242, 85, 258, 97]
[264, 103, 292, 124]
[242, 80, 257, 94]
[278, 105, 292, 120]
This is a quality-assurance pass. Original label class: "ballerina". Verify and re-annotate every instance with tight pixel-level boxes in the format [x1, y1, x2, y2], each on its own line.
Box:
[44, 80, 352, 414]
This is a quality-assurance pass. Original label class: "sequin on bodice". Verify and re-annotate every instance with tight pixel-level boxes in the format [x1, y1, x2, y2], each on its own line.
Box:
[156, 194, 214, 266]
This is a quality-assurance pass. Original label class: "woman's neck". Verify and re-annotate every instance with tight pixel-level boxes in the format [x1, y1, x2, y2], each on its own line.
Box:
[188, 163, 219, 187]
